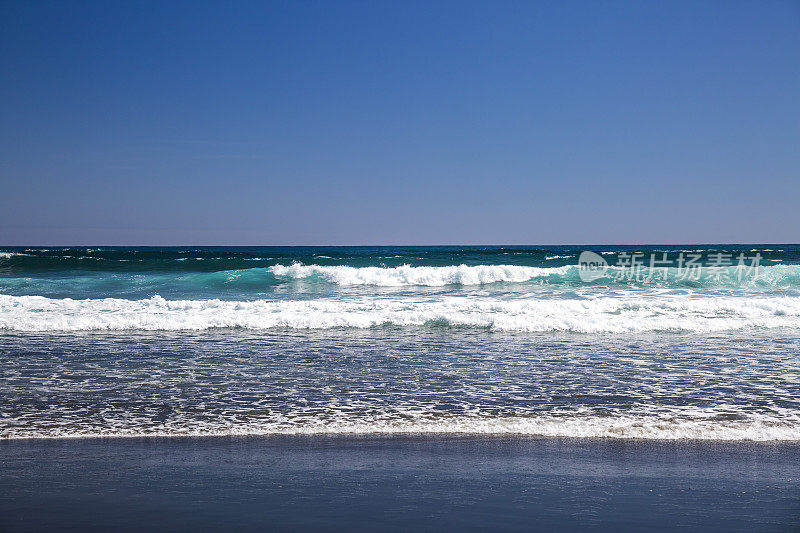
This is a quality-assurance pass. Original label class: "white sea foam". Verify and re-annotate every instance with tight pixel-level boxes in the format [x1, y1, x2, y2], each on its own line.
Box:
[3, 293, 800, 332]
[4, 414, 799, 441]
[269, 263, 572, 286]
[258, 262, 800, 288]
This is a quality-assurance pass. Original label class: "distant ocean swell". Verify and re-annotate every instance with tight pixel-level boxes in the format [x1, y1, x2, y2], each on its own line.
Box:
[3, 293, 800, 332]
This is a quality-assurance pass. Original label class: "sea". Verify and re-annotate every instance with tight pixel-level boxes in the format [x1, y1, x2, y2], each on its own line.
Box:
[2, 245, 800, 441]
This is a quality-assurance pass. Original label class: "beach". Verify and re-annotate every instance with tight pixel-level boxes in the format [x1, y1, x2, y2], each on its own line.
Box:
[3, 0, 799, 529]
[1, 246, 799, 530]
[2, 435, 798, 531]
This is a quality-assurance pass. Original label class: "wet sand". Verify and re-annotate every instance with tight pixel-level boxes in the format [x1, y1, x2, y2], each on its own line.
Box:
[1, 436, 799, 531]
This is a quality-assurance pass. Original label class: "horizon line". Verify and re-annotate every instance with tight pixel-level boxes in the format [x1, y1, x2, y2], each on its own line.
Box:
[2, 242, 798, 248]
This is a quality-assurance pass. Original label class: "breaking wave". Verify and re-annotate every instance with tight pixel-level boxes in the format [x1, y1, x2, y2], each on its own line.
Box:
[267, 263, 800, 288]
[268, 263, 573, 286]
[3, 293, 800, 332]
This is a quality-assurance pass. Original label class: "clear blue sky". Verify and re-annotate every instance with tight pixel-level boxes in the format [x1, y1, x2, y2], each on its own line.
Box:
[1, 0, 798, 245]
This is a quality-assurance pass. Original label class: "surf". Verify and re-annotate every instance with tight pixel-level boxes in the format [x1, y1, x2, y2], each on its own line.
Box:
[3, 293, 800, 333]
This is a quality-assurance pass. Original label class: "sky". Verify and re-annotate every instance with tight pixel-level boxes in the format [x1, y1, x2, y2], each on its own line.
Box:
[1, 0, 798, 245]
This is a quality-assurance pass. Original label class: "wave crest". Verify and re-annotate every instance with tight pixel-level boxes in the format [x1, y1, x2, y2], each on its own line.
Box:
[268, 263, 574, 286]
[265, 262, 800, 288]
[3, 294, 800, 333]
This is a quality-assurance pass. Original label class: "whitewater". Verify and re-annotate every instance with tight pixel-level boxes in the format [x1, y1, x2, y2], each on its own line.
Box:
[2, 245, 800, 441]
[3, 293, 800, 333]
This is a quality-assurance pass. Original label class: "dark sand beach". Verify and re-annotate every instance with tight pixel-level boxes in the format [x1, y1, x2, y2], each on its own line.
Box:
[3, 0, 799, 529]
[2, 436, 798, 532]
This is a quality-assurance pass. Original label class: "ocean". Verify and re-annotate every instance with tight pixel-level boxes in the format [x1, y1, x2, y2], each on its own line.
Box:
[2, 245, 800, 441]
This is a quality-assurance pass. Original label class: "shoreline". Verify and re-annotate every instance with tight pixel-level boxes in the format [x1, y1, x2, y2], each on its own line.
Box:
[4, 432, 800, 443]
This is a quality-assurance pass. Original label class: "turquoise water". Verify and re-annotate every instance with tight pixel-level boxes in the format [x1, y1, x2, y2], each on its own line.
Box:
[1, 245, 799, 300]
[1, 245, 799, 440]
[1, 245, 799, 332]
